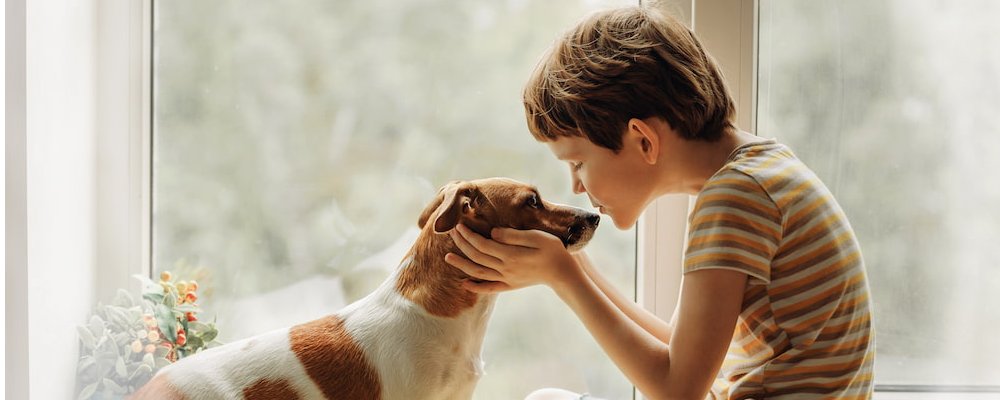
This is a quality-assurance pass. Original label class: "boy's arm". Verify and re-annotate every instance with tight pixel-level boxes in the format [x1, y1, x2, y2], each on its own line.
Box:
[573, 252, 674, 345]
[554, 264, 745, 400]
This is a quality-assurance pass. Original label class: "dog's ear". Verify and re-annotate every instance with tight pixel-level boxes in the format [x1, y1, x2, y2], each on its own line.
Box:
[418, 193, 444, 230]
[417, 182, 478, 234]
[418, 181, 458, 229]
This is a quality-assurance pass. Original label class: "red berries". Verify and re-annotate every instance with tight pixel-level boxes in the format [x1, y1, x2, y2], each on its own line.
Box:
[155, 271, 211, 354]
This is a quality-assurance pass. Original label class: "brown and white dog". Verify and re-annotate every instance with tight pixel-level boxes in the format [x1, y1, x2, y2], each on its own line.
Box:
[131, 177, 599, 400]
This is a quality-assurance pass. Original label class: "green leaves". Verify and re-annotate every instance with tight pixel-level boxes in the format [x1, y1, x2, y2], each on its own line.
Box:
[77, 326, 97, 350]
[76, 382, 98, 400]
[75, 300, 155, 399]
[154, 304, 178, 343]
[175, 303, 203, 314]
[188, 321, 219, 343]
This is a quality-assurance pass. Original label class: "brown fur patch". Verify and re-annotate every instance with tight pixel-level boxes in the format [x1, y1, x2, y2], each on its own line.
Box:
[396, 230, 480, 318]
[129, 373, 187, 400]
[289, 315, 381, 399]
[243, 378, 301, 400]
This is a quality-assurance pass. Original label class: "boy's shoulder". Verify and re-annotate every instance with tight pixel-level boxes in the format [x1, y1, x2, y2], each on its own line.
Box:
[696, 138, 838, 224]
[719, 138, 795, 176]
[700, 137, 845, 229]
[705, 138, 815, 199]
[698, 139, 788, 201]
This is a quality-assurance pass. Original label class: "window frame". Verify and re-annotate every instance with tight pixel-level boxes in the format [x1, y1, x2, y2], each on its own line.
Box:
[104, 0, 154, 303]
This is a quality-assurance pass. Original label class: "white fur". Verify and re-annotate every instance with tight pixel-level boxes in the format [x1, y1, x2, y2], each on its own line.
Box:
[340, 257, 497, 399]
[158, 327, 325, 400]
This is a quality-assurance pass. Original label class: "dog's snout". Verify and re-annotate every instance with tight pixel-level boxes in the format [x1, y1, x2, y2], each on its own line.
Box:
[568, 213, 599, 235]
[563, 212, 599, 250]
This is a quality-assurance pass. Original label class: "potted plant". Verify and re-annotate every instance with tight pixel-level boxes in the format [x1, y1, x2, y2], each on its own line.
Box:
[75, 271, 221, 400]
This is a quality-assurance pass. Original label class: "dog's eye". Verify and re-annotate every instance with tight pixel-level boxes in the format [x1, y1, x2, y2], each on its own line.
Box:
[525, 195, 542, 209]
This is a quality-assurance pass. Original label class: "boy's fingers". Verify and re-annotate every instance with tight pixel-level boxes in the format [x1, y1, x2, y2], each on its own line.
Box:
[445, 253, 503, 281]
[457, 224, 510, 257]
[451, 229, 503, 268]
[461, 279, 511, 294]
[492, 228, 558, 248]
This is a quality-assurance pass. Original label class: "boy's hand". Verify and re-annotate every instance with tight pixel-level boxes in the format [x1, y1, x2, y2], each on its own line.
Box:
[444, 224, 579, 293]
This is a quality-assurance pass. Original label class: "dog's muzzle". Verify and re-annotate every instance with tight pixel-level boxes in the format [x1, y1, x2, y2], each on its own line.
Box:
[563, 213, 600, 247]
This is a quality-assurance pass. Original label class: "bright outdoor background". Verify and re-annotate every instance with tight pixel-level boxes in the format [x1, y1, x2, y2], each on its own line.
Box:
[757, 0, 1000, 387]
[152, 0, 637, 399]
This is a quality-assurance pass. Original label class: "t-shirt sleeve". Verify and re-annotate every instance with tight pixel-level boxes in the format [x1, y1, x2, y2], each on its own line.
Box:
[684, 169, 782, 285]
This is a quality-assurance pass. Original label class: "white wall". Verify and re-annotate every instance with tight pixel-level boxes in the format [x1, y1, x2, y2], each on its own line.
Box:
[25, 0, 99, 397]
[7, 0, 29, 396]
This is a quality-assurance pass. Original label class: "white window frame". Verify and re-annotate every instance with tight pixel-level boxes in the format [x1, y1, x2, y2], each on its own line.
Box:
[99, 0, 154, 306]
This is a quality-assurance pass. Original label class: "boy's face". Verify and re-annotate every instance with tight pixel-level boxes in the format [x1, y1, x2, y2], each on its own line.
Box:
[546, 134, 660, 230]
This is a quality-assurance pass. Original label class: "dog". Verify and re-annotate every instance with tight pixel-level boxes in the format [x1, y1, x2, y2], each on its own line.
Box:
[131, 177, 600, 400]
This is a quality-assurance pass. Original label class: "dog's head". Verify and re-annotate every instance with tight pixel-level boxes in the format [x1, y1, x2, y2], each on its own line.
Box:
[417, 178, 599, 251]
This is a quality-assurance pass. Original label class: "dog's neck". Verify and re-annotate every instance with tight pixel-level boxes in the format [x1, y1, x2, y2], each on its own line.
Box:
[395, 226, 490, 318]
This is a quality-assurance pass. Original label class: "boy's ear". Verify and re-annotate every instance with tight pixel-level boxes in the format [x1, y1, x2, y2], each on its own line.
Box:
[628, 117, 661, 165]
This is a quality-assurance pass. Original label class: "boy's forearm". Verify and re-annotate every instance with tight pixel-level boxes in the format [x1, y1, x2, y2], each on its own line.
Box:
[551, 266, 674, 399]
[575, 253, 673, 344]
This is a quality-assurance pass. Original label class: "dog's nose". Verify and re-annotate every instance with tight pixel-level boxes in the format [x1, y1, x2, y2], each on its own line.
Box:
[586, 214, 600, 227]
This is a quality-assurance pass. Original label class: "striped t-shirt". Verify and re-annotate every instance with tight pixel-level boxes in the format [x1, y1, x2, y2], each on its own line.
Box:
[684, 139, 875, 399]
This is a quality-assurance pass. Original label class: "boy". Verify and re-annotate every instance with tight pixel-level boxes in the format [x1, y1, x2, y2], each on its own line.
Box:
[444, 5, 874, 400]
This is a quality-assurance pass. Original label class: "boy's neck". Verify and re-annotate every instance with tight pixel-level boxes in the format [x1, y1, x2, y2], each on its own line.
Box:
[677, 129, 763, 195]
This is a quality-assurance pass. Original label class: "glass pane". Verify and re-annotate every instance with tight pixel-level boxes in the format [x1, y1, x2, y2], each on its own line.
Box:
[758, 0, 1000, 386]
[152, 1, 636, 398]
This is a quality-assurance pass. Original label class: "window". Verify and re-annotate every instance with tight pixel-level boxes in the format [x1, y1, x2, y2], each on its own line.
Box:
[152, 1, 637, 398]
[757, 0, 1000, 391]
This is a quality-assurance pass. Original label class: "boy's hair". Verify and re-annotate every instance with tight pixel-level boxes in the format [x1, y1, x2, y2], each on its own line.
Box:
[523, 6, 736, 151]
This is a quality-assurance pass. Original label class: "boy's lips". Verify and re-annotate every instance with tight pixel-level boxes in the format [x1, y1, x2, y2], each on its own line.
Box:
[589, 197, 605, 213]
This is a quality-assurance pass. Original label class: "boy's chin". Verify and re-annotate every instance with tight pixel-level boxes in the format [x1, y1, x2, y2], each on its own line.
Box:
[607, 211, 639, 230]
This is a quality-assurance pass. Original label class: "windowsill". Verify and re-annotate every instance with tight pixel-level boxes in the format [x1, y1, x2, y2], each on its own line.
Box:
[874, 392, 1000, 400]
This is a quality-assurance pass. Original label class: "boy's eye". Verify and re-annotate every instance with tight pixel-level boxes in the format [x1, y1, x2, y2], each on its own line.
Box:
[571, 162, 583, 171]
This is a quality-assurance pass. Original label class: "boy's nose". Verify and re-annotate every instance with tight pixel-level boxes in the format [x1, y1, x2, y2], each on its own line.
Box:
[572, 176, 586, 194]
